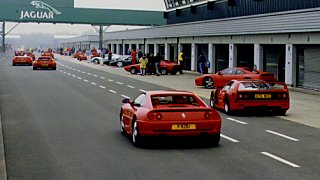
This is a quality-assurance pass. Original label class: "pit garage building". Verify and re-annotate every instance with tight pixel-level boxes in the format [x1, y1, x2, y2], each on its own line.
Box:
[61, 0, 320, 90]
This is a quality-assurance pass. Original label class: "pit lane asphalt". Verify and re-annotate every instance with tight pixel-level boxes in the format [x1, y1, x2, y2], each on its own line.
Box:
[0, 55, 320, 179]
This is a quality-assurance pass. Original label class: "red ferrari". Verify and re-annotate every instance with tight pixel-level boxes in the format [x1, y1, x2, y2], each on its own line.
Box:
[41, 51, 54, 59]
[195, 67, 276, 89]
[120, 90, 221, 147]
[12, 56, 33, 66]
[77, 54, 88, 61]
[210, 80, 290, 115]
[124, 60, 181, 75]
[33, 56, 57, 70]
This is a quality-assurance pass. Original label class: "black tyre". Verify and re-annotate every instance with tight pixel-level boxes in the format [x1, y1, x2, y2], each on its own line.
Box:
[275, 109, 287, 116]
[132, 120, 143, 147]
[208, 134, 220, 146]
[224, 97, 231, 114]
[210, 91, 215, 108]
[130, 67, 137, 74]
[203, 76, 214, 89]
[160, 68, 168, 75]
[170, 68, 177, 75]
[120, 113, 125, 135]
[93, 59, 99, 64]
[33, 67, 37, 70]
[52, 67, 56, 70]
[117, 61, 124, 67]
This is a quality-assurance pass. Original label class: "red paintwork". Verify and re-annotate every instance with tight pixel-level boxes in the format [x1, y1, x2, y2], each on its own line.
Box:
[124, 60, 181, 75]
[73, 51, 84, 58]
[121, 90, 221, 138]
[33, 56, 56, 70]
[41, 51, 54, 59]
[210, 80, 290, 112]
[195, 67, 276, 88]
[12, 56, 33, 66]
[77, 54, 88, 61]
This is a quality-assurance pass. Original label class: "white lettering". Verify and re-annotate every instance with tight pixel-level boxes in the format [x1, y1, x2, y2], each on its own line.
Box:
[42, 12, 48, 19]
[20, 11, 24, 19]
[30, 11, 36, 18]
[49, 12, 54, 19]
[19, 10, 56, 19]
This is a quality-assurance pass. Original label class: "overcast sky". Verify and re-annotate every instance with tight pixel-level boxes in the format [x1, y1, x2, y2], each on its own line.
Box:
[7, 0, 165, 36]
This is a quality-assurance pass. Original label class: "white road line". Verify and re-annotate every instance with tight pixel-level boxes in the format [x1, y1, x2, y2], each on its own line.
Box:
[265, 130, 299, 142]
[116, 82, 123, 85]
[58, 70, 62, 72]
[226, 117, 247, 125]
[139, 89, 146, 93]
[261, 152, 300, 168]
[127, 85, 135, 89]
[99, 85, 106, 89]
[100, 77, 105, 79]
[63, 72, 66, 74]
[109, 90, 117, 94]
[82, 71, 86, 74]
[221, 134, 239, 143]
[108, 79, 114, 82]
[87, 73, 92, 75]
[84, 79, 89, 82]
[72, 75, 76, 77]
[73, 68, 77, 71]
[121, 95, 130, 99]
[93, 75, 98, 77]
[91, 82, 97, 85]
[67, 73, 71, 75]
[69, 67, 72, 69]
[77, 70, 81, 72]
[77, 77, 82, 80]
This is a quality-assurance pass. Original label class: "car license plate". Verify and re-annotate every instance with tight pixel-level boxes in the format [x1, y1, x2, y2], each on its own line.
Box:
[20, 61, 25, 62]
[255, 94, 271, 99]
[41, 64, 48, 67]
[172, 124, 196, 130]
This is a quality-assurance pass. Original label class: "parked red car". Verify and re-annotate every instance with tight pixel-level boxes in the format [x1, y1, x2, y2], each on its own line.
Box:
[120, 90, 221, 147]
[73, 51, 84, 59]
[33, 56, 56, 70]
[41, 51, 54, 59]
[12, 56, 33, 66]
[124, 60, 181, 75]
[77, 54, 88, 61]
[195, 67, 276, 88]
[210, 80, 290, 115]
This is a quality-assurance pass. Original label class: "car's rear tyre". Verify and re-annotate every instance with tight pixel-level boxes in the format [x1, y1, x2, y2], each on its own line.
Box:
[52, 67, 56, 70]
[210, 91, 215, 108]
[93, 59, 99, 64]
[120, 113, 125, 135]
[160, 68, 168, 75]
[130, 67, 137, 74]
[12, 63, 16, 66]
[224, 98, 231, 114]
[208, 134, 220, 146]
[33, 67, 37, 70]
[170, 68, 177, 75]
[117, 62, 123, 67]
[203, 77, 214, 89]
[132, 120, 143, 147]
[275, 109, 287, 116]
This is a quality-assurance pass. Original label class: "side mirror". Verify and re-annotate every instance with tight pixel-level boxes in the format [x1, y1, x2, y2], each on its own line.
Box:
[122, 98, 130, 104]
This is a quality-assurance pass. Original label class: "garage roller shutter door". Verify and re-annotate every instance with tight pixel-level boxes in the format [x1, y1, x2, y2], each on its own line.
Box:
[303, 48, 320, 90]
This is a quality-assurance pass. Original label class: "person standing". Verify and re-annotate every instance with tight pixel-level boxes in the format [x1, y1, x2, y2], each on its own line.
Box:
[139, 55, 148, 76]
[154, 53, 161, 76]
[148, 54, 155, 75]
[131, 49, 137, 65]
[178, 50, 184, 74]
[197, 53, 207, 74]
[138, 49, 143, 60]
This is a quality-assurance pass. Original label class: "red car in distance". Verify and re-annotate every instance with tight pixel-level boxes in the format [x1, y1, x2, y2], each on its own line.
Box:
[124, 60, 182, 75]
[195, 67, 276, 89]
[41, 51, 54, 59]
[33, 56, 57, 70]
[120, 90, 221, 147]
[77, 54, 88, 61]
[210, 80, 290, 115]
[12, 56, 33, 66]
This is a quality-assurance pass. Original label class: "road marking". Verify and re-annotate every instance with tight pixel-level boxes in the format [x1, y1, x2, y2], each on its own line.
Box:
[77, 70, 81, 72]
[261, 152, 300, 168]
[221, 134, 239, 143]
[108, 79, 114, 82]
[226, 117, 247, 125]
[91, 82, 97, 85]
[84, 79, 89, 82]
[69, 67, 72, 69]
[127, 85, 135, 89]
[116, 82, 123, 85]
[67, 73, 71, 75]
[100, 77, 105, 79]
[121, 95, 130, 99]
[139, 89, 146, 93]
[265, 130, 299, 142]
[77, 77, 82, 80]
[87, 73, 92, 75]
[82, 71, 86, 74]
[93, 74, 98, 77]
[109, 90, 117, 94]
[63, 72, 66, 74]
[72, 75, 76, 77]
[58, 70, 62, 72]
[99, 85, 106, 89]
[73, 68, 77, 71]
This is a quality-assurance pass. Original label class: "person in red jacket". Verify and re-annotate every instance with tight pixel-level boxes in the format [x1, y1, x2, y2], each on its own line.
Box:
[131, 49, 137, 65]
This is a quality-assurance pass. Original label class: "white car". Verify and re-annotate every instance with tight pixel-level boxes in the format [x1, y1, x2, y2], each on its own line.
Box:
[90, 54, 121, 65]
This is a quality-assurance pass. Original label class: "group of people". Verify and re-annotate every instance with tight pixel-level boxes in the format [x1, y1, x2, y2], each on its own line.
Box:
[138, 53, 162, 76]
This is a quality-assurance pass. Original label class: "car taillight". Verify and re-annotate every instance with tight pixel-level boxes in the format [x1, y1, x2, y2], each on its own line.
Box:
[147, 113, 155, 120]
[238, 93, 248, 99]
[155, 113, 163, 120]
[278, 93, 288, 99]
[147, 112, 163, 120]
[204, 112, 211, 119]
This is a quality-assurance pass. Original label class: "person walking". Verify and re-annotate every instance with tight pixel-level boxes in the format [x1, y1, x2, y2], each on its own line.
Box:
[131, 49, 137, 65]
[178, 50, 184, 74]
[197, 53, 207, 74]
[155, 53, 161, 76]
[139, 54, 148, 76]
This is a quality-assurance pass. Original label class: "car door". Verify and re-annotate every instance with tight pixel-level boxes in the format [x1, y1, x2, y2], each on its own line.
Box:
[219, 68, 236, 86]
[127, 94, 146, 133]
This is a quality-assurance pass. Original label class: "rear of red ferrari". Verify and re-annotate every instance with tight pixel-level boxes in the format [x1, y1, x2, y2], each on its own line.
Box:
[12, 57, 33, 66]
[33, 58, 56, 70]
[137, 107, 221, 137]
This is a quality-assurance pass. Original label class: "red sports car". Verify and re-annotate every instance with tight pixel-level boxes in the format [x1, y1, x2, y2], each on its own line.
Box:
[77, 54, 88, 61]
[33, 56, 57, 70]
[195, 67, 276, 89]
[210, 80, 290, 115]
[12, 56, 33, 66]
[41, 51, 54, 59]
[120, 90, 221, 147]
[124, 60, 182, 75]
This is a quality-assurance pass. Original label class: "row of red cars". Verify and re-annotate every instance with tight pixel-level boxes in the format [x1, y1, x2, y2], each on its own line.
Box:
[12, 51, 57, 70]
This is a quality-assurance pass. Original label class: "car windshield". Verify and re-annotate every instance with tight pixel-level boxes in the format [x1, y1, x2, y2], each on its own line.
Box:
[151, 95, 199, 106]
[238, 82, 271, 90]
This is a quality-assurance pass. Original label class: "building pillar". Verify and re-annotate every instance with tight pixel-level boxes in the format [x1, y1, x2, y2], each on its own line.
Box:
[254, 43, 263, 70]
[285, 44, 297, 86]
[229, 43, 237, 68]
[154, 43, 158, 55]
[191, 43, 196, 71]
[145, 44, 149, 56]
[164, 43, 169, 60]
[129, 44, 132, 51]
[111, 44, 115, 54]
[117, 44, 121, 55]
[208, 44, 216, 73]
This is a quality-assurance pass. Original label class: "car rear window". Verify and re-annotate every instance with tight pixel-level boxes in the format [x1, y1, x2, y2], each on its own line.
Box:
[238, 82, 273, 90]
[151, 95, 199, 106]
